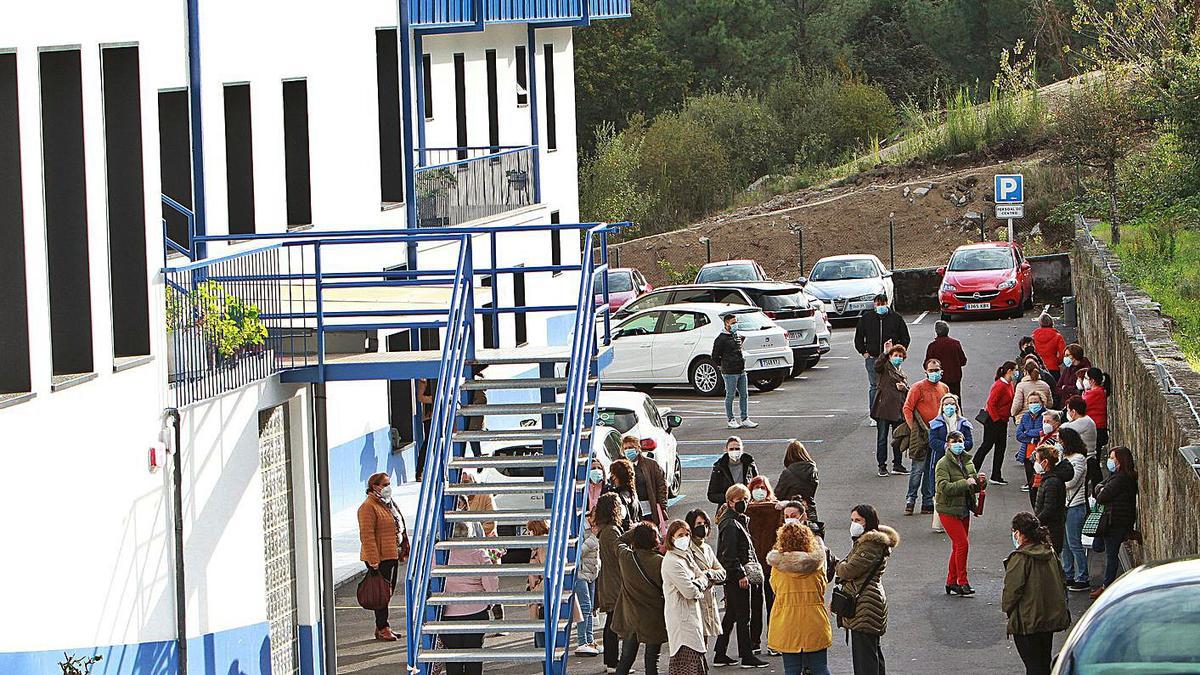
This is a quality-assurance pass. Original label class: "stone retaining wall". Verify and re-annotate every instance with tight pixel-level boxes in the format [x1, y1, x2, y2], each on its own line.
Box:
[1072, 233, 1200, 562]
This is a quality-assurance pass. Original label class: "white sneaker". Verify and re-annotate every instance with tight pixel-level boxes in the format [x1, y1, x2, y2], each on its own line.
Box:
[868, 418, 878, 427]
[575, 644, 599, 656]
[740, 418, 759, 428]
[728, 419, 740, 429]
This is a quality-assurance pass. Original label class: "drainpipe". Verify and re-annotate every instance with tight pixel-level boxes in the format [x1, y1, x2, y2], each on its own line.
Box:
[313, 383, 336, 675]
[163, 409, 188, 675]
[185, 0, 207, 261]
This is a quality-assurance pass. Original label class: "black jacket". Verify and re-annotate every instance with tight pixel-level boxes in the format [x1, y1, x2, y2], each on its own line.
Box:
[1035, 459, 1074, 549]
[716, 508, 757, 582]
[775, 461, 819, 507]
[1096, 471, 1138, 535]
[854, 309, 911, 357]
[711, 330, 745, 375]
[707, 453, 759, 505]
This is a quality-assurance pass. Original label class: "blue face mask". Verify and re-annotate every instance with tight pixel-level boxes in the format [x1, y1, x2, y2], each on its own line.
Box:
[589, 468, 604, 483]
[927, 371, 943, 383]
[950, 442, 966, 455]
[875, 305, 889, 315]
[943, 404, 957, 417]
[1063, 356, 1073, 367]
[890, 356, 904, 367]
[728, 324, 739, 334]
[624, 449, 639, 462]
[1029, 403, 1044, 415]
[1011, 371, 1021, 383]
[1107, 458, 1117, 473]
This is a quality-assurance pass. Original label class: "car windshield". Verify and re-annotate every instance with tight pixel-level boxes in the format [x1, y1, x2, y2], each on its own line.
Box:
[809, 259, 878, 281]
[696, 264, 757, 283]
[597, 408, 638, 434]
[949, 249, 1014, 272]
[1070, 583, 1200, 673]
[727, 310, 773, 331]
[756, 290, 808, 311]
[595, 272, 633, 294]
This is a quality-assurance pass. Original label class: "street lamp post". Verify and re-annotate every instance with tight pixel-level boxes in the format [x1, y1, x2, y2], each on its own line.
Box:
[699, 236, 711, 263]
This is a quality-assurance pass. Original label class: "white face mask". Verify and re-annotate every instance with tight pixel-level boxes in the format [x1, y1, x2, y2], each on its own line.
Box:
[1042, 423, 1055, 434]
[1033, 461, 1046, 475]
[1082, 379, 1092, 391]
[672, 537, 690, 552]
[751, 488, 767, 501]
[784, 517, 801, 526]
[850, 521, 865, 538]
[617, 508, 627, 522]
[728, 449, 744, 463]
[378, 485, 393, 501]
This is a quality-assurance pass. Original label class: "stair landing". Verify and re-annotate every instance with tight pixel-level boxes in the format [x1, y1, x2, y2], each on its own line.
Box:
[280, 344, 612, 382]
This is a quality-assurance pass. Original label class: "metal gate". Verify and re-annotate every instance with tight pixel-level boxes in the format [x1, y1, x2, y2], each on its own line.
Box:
[259, 405, 299, 675]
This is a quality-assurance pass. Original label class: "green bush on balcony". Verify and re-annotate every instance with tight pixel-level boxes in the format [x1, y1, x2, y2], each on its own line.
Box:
[166, 281, 268, 360]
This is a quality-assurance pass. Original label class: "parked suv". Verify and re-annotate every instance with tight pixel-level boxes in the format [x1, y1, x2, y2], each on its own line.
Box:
[614, 282, 831, 373]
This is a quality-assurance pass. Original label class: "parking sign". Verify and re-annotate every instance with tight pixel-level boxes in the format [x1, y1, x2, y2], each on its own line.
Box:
[995, 174, 1024, 204]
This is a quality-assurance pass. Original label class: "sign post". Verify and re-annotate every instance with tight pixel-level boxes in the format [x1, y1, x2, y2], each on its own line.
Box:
[994, 174, 1025, 243]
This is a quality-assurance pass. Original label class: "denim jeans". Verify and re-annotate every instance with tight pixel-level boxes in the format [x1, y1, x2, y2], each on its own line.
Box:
[723, 373, 749, 421]
[1101, 529, 1128, 587]
[876, 419, 902, 468]
[574, 578, 595, 645]
[907, 456, 933, 508]
[1062, 503, 1089, 584]
[782, 650, 831, 675]
[864, 356, 879, 414]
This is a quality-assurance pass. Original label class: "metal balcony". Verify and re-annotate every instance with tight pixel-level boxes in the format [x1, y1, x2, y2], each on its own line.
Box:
[414, 146, 536, 228]
[409, 0, 630, 28]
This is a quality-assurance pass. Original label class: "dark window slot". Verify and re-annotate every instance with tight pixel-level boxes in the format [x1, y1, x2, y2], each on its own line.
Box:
[376, 29, 404, 202]
[282, 79, 312, 227]
[514, 268, 527, 346]
[515, 46, 528, 106]
[550, 211, 562, 275]
[486, 49, 499, 151]
[454, 53, 467, 160]
[421, 54, 433, 120]
[158, 90, 192, 251]
[0, 52, 31, 393]
[543, 44, 556, 151]
[223, 83, 256, 234]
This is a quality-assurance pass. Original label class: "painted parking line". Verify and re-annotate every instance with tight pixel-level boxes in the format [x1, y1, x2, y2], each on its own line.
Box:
[912, 311, 929, 325]
[677, 439, 824, 446]
[678, 413, 837, 420]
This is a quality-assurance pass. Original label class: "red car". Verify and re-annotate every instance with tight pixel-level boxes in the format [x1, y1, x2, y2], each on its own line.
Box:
[594, 268, 652, 312]
[937, 242, 1035, 320]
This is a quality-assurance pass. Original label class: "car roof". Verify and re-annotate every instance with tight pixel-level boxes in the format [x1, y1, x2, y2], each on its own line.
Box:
[1090, 557, 1200, 613]
[954, 241, 1019, 251]
[813, 254, 881, 263]
[652, 282, 799, 293]
[596, 389, 652, 409]
[700, 259, 758, 267]
[622, 302, 757, 317]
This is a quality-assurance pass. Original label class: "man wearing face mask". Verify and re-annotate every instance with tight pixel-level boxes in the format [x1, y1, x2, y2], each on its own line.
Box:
[714, 485, 770, 668]
[358, 472, 410, 641]
[855, 294, 911, 426]
[622, 435, 669, 528]
[713, 313, 759, 430]
[902, 359, 949, 512]
[707, 436, 760, 506]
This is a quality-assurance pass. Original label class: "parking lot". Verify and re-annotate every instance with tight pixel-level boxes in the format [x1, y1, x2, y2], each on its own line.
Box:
[336, 310, 1100, 674]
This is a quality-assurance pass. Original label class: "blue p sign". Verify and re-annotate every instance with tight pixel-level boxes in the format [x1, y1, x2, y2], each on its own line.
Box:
[995, 174, 1024, 203]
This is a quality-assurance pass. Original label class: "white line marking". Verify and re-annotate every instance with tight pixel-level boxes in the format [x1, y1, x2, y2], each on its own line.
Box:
[678, 438, 824, 445]
[678, 413, 837, 419]
[912, 311, 929, 325]
[823, 356, 851, 360]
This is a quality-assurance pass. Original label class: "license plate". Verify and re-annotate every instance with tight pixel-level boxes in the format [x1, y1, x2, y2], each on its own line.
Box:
[758, 358, 786, 367]
[787, 330, 806, 345]
[964, 302, 992, 310]
[848, 301, 874, 311]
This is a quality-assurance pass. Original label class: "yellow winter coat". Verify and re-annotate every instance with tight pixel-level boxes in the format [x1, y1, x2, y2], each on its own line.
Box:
[765, 546, 832, 654]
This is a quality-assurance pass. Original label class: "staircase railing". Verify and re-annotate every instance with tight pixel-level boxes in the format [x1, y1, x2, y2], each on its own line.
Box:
[543, 222, 616, 666]
[404, 235, 475, 673]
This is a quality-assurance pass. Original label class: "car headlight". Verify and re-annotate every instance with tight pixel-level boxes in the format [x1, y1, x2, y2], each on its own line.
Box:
[941, 283, 957, 292]
[998, 279, 1017, 290]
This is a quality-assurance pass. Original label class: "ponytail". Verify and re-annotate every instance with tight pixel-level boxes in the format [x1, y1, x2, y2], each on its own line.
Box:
[995, 360, 1017, 381]
[1011, 511, 1051, 546]
[1086, 367, 1111, 394]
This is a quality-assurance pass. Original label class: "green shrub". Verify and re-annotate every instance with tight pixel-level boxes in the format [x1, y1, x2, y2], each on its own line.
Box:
[827, 80, 897, 152]
[679, 91, 784, 186]
[636, 112, 733, 228]
[765, 68, 842, 166]
[1118, 131, 1197, 217]
[658, 259, 701, 285]
[579, 119, 656, 232]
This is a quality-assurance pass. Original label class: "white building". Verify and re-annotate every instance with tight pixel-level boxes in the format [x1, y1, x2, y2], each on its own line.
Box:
[0, 1, 627, 673]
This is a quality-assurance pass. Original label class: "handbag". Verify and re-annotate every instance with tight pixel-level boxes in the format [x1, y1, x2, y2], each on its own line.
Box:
[1081, 504, 1108, 537]
[743, 560, 765, 586]
[356, 568, 393, 611]
[830, 552, 885, 620]
[975, 408, 991, 425]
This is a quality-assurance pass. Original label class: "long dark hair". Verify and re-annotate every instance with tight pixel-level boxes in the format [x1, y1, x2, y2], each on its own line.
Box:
[1085, 367, 1111, 395]
[995, 360, 1018, 381]
[592, 492, 621, 528]
[1012, 511, 1051, 546]
[1110, 446, 1139, 481]
[1059, 427, 1086, 457]
[851, 504, 880, 533]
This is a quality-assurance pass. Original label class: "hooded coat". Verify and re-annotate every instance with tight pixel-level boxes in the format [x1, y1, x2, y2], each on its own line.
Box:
[661, 548, 711, 656]
[775, 460, 819, 508]
[834, 525, 900, 636]
[766, 546, 832, 654]
[706, 452, 759, 505]
[1002, 542, 1072, 636]
[596, 525, 629, 613]
[611, 545, 666, 645]
[1034, 459, 1075, 552]
[934, 452, 979, 518]
[871, 353, 909, 422]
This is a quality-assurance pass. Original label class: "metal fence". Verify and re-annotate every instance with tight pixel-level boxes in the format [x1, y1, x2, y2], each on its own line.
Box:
[414, 146, 534, 228]
[408, 0, 630, 25]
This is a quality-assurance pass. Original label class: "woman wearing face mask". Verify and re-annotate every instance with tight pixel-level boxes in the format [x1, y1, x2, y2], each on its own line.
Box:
[1012, 360, 1054, 421]
[935, 430, 985, 596]
[575, 512, 602, 656]
[440, 521, 500, 675]
[1055, 344, 1091, 402]
[835, 505, 899, 675]
[714, 485, 769, 668]
[683, 509, 726, 647]
[1014, 392, 1048, 506]
[357, 472, 410, 641]
[662, 520, 714, 675]
[605, 459, 642, 530]
[596, 493, 632, 672]
[1003, 512, 1072, 675]
[974, 361, 1018, 487]
[927, 394, 973, 533]
[775, 440, 820, 520]
[1058, 428, 1091, 592]
[587, 457, 606, 512]
[745, 475, 781, 654]
[612, 522, 667, 675]
[1080, 368, 1110, 454]
[707, 436, 759, 506]
[1091, 446, 1138, 600]
[872, 343, 911, 478]
[767, 522, 832, 675]
[623, 435, 670, 528]
[1031, 444, 1071, 554]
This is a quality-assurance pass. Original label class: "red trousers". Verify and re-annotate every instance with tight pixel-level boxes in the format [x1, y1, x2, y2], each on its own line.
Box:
[940, 513, 971, 585]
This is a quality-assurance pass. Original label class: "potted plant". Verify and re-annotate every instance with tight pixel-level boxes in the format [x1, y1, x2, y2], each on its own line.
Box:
[59, 653, 102, 675]
[506, 168, 529, 190]
[417, 167, 457, 227]
[165, 281, 270, 373]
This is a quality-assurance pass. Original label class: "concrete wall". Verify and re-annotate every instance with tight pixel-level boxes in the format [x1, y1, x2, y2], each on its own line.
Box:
[892, 252, 1073, 313]
[1072, 235, 1200, 562]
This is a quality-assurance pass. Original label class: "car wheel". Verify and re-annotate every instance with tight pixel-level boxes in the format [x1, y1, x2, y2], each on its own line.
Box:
[752, 374, 785, 392]
[940, 312, 952, 322]
[806, 356, 821, 368]
[689, 358, 723, 397]
[668, 454, 683, 498]
[790, 360, 809, 376]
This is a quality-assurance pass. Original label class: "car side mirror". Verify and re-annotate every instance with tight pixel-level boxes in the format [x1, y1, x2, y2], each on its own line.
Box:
[937, 266, 947, 276]
[1021, 262, 1032, 271]
[795, 276, 808, 286]
[665, 414, 683, 430]
[882, 271, 893, 278]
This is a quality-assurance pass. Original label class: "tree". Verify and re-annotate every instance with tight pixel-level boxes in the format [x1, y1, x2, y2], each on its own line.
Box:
[636, 112, 733, 227]
[1053, 77, 1140, 243]
[678, 91, 785, 185]
[579, 119, 655, 229]
[847, 0, 948, 103]
[654, 0, 794, 94]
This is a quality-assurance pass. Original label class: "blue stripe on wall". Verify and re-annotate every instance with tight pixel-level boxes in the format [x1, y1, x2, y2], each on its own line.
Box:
[0, 638, 177, 675]
[327, 426, 403, 508]
[298, 623, 323, 675]
[186, 621, 269, 675]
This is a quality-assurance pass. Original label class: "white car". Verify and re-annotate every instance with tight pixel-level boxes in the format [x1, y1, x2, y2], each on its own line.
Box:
[605, 303, 794, 396]
[694, 259, 770, 284]
[593, 390, 683, 497]
[800, 254, 895, 321]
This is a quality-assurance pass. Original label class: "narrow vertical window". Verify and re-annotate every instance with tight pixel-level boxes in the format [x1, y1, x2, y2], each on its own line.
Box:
[485, 50, 499, 151]
[375, 28, 404, 203]
[282, 79, 312, 227]
[513, 267, 527, 346]
[515, 46, 528, 106]
[158, 90, 193, 252]
[481, 276, 497, 349]
[40, 48, 94, 378]
[223, 83, 256, 234]
[543, 44, 557, 151]
[101, 46, 151, 359]
[0, 52, 31, 394]
[453, 53, 467, 160]
[421, 54, 433, 120]
[550, 210, 562, 276]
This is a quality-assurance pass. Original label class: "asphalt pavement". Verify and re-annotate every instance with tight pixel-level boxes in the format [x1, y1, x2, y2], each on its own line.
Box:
[334, 309, 1100, 674]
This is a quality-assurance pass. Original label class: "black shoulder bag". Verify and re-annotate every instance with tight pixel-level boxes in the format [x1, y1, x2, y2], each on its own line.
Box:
[830, 550, 886, 621]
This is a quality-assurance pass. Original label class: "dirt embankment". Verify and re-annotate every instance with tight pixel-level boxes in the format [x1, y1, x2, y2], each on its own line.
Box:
[612, 150, 1055, 286]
